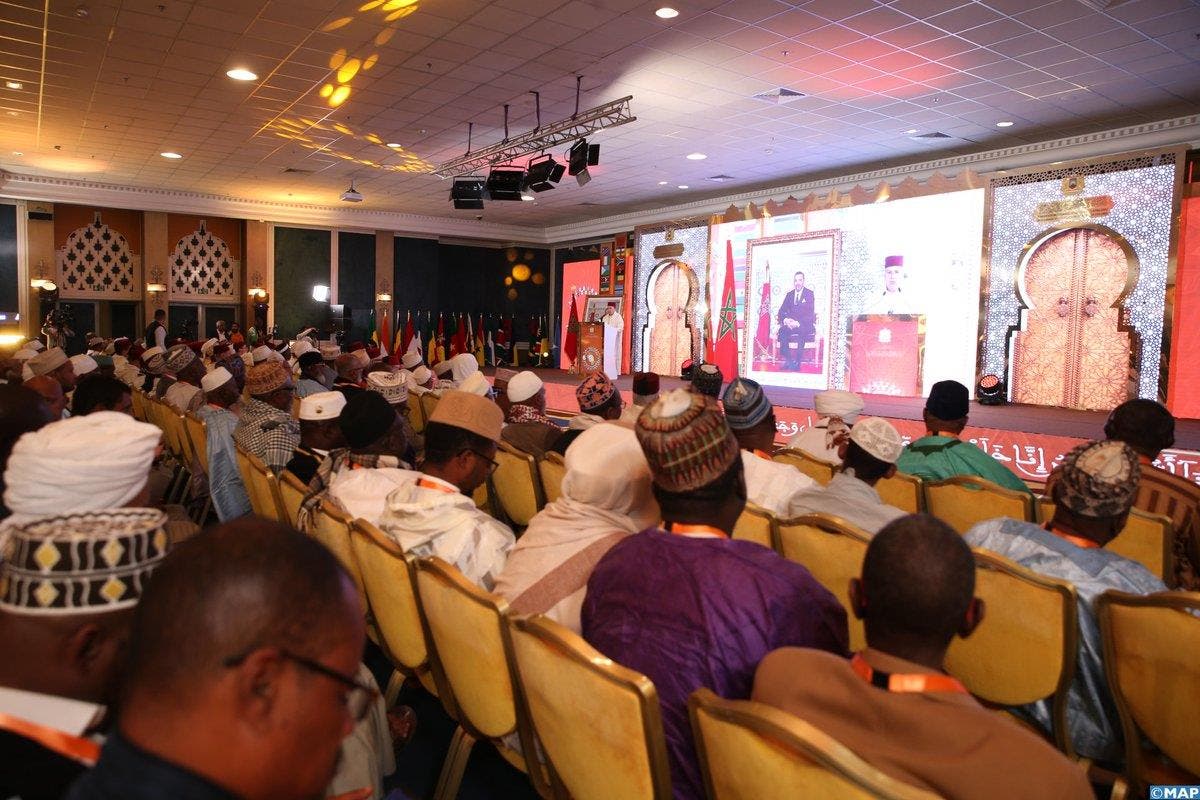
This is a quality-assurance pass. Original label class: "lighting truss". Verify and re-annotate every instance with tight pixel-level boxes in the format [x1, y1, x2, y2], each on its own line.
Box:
[432, 96, 635, 180]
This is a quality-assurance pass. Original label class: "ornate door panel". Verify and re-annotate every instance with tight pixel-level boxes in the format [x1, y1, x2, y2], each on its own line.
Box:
[647, 261, 695, 375]
[1011, 228, 1134, 411]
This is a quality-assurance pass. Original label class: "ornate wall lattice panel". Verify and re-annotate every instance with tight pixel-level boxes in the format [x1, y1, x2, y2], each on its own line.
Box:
[632, 221, 710, 372]
[57, 212, 138, 299]
[983, 154, 1176, 401]
[169, 220, 240, 300]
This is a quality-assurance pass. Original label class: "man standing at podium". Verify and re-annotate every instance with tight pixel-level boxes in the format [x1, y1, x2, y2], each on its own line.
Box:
[777, 271, 815, 370]
[602, 302, 623, 381]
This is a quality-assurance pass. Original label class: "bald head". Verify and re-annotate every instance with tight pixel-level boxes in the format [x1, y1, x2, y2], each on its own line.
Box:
[23, 375, 65, 420]
[855, 514, 977, 658]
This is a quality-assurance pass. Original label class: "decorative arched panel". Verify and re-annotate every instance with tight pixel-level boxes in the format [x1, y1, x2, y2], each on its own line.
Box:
[57, 212, 138, 299]
[169, 220, 240, 300]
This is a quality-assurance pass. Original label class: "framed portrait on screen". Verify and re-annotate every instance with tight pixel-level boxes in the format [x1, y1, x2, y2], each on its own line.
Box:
[743, 230, 840, 390]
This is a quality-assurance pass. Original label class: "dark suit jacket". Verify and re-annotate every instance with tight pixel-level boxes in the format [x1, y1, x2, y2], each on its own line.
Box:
[777, 287, 815, 339]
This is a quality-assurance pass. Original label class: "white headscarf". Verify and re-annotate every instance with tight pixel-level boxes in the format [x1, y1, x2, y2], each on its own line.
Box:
[4, 411, 162, 523]
[555, 424, 659, 531]
[448, 352, 479, 383]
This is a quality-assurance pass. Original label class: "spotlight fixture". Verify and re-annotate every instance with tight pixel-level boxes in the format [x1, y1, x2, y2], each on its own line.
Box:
[340, 181, 363, 202]
[568, 138, 600, 186]
[524, 154, 565, 192]
[225, 68, 258, 81]
[312, 284, 330, 302]
[976, 374, 1006, 405]
[450, 176, 486, 210]
[485, 166, 527, 201]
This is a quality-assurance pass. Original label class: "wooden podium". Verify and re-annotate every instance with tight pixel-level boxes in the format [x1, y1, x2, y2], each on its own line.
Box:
[579, 323, 604, 373]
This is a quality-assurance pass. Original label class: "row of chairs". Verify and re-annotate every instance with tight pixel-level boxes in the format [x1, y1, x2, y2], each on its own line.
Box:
[774, 448, 1176, 583]
[133, 390, 214, 525]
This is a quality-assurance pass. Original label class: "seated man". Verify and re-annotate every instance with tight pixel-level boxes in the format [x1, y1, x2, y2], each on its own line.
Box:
[285, 391, 347, 485]
[27, 347, 77, 396]
[458, 371, 492, 398]
[406, 365, 434, 396]
[582, 389, 848, 800]
[161, 344, 206, 414]
[212, 341, 245, 394]
[378, 391, 515, 589]
[691, 363, 722, 399]
[197, 367, 252, 522]
[776, 270, 814, 370]
[619, 371, 658, 426]
[552, 372, 624, 455]
[302, 391, 410, 528]
[721, 377, 816, 517]
[788, 389, 863, 465]
[1, 509, 169, 800]
[332, 353, 364, 397]
[67, 519, 385, 800]
[233, 361, 300, 474]
[70, 375, 133, 416]
[966, 440, 1167, 763]
[295, 351, 330, 398]
[896, 380, 1029, 494]
[24, 375, 66, 420]
[502, 371, 562, 458]
[787, 417, 908, 534]
[495, 423, 658, 633]
[754, 515, 1092, 800]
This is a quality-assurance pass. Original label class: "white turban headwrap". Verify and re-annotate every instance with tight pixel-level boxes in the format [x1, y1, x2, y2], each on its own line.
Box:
[4, 411, 163, 523]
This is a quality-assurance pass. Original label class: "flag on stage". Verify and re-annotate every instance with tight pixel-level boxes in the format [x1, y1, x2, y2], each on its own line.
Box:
[454, 313, 468, 358]
[713, 239, 739, 377]
[539, 315, 550, 360]
[367, 307, 378, 347]
[377, 307, 390, 357]
[564, 294, 579, 366]
[447, 313, 459, 357]
[401, 311, 414, 355]
[486, 328, 495, 366]
[474, 314, 485, 365]
[754, 264, 772, 362]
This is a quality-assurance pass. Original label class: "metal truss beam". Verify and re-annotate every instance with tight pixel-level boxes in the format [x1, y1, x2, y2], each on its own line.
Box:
[432, 96, 635, 179]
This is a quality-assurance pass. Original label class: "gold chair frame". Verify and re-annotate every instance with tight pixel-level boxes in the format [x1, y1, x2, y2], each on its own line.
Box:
[688, 688, 940, 800]
[234, 445, 286, 522]
[875, 471, 925, 514]
[276, 469, 310, 529]
[538, 451, 567, 506]
[924, 474, 1034, 533]
[310, 500, 368, 614]
[492, 441, 546, 528]
[773, 448, 838, 486]
[732, 502, 777, 549]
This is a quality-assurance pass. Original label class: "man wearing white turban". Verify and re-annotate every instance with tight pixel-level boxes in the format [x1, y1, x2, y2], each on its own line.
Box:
[788, 389, 865, 465]
[494, 423, 659, 633]
[446, 352, 480, 384]
[2, 412, 162, 526]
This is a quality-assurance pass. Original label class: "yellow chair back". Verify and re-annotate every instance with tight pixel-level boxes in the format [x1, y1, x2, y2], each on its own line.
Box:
[291, 396, 300, 419]
[944, 549, 1078, 755]
[277, 469, 309, 528]
[492, 442, 544, 527]
[408, 395, 426, 434]
[131, 390, 147, 421]
[688, 688, 940, 800]
[539, 452, 566, 506]
[420, 392, 439, 426]
[774, 513, 870, 650]
[311, 500, 367, 613]
[184, 413, 207, 472]
[924, 475, 1033, 534]
[773, 448, 837, 486]
[233, 446, 285, 522]
[1096, 590, 1200, 792]
[875, 472, 924, 513]
[1037, 500, 1174, 583]
[511, 615, 672, 800]
[732, 502, 776, 549]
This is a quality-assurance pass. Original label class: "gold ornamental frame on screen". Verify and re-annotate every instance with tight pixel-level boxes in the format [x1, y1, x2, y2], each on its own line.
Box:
[977, 144, 1187, 405]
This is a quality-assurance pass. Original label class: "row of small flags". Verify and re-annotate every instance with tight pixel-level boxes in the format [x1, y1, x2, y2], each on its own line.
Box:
[367, 309, 556, 367]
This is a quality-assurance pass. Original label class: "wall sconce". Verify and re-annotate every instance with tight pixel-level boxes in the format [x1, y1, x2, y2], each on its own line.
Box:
[248, 272, 267, 300]
[312, 284, 330, 302]
[376, 292, 392, 303]
[376, 278, 392, 306]
[30, 259, 57, 291]
[146, 267, 167, 295]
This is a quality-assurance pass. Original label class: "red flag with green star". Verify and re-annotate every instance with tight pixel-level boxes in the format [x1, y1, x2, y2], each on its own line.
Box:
[713, 238, 739, 377]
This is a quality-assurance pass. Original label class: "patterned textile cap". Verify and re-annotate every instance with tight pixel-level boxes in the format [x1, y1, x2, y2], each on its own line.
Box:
[251, 345, 272, 364]
[140, 346, 164, 364]
[459, 371, 491, 397]
[246, 361, 292, 396]
[632, 371, 660, 401]
[366, 371, 409, 405]
[299, 391, 347, 421]
[320, 344, 341, 361]
[401, 352, 423, 370]
[28, 347, 68, 377]
[429, 390, 504, 442]
[200, 338, 218, 357]
[1056, 440, 1140, 519]
[576, 371, 616, 412]
[691, 363, 723, 398]
[814, 390, 864, 423]
[163, 343, 196, 374]
[635, 388, 740, 492]
[69, 354, 98, 377]
[411, 366, 432, 386]
[926, 380, 970, 421]
[508, 371, 543, 403]
[0, 508, 169, 615]
[201, 366, 233, 394]
[849, 417, 904, 463]
[722, 378, 772, 430]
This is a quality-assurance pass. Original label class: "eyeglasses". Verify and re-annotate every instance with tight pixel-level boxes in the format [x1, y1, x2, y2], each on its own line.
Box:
[223, 649, 378, 721]
[467, 449, 500, 474]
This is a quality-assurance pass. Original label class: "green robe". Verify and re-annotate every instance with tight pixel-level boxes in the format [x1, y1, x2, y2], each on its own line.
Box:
[896, 435, 1031, 494]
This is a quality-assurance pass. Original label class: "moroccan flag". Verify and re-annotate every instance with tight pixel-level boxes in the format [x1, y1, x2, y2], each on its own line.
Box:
[564, 294, 579, 365]
[713, 239, 739, 377]
[754, 264, 772, 361]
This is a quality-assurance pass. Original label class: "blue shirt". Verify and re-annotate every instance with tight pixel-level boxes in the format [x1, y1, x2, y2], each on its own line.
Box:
[965, 517, 1166, 762]
[197, 405, 252, 522]
[68, 730, 237, 800]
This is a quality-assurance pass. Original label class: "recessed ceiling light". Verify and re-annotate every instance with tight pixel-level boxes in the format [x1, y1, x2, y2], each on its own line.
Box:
[226, 68, 258, 81]
[386, 142, 402, 148]
[677, 184, 689, 189]
[4, 81, 22, 90]
[160, 151, 183, 159]
[5, 111, 18, 117]
[996, 120, 1014, 127]
[656, 6, 679, 18]
[686, 152, 707, 160]
[657, 180, 669, 185]
[904, 128, 918, 134]
[11, 151, 21, 156]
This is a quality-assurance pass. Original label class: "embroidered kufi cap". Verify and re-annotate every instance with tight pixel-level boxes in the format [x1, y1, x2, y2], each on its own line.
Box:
[27, 347, 68, 377]
[163, 343, 196, 374]
[691, 363, 723, 398]
[1056, 440, 1140, 519]
[201, 366, 233, 394]
[508, 370, 543, 403]
[722, 378, 772, 430]
[849, 417, 904, 463]
[576, 371, 616, 412]
[245, 361, 292, 396]
[251, 345, 272, 363]
[401, 352, 423, 370]
[366, 371, 408, 405]
[635, 389, 740, 492]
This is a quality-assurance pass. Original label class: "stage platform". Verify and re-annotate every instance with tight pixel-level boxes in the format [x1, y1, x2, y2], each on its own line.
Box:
[485, 368, 1200, 488]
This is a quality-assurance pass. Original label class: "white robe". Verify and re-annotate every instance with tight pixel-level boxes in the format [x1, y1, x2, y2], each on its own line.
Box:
[602, 311, 623, 380]
[741, 450, 817, 518]
[327, 466, 413, 525]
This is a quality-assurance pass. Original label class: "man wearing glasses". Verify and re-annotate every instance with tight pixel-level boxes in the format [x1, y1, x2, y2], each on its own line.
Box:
[68, 518, 384, 800]
[378, 390, 515, 590]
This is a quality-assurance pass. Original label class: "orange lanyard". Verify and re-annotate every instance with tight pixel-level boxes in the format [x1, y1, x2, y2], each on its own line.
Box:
[1044, 525, 1100, 549]
[0, 712, 101, 766]
[850, 653, 968, 694]
[417, 477, 456, 494]
[663, 522, 728, 539]
[752, 449, 773, 460]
